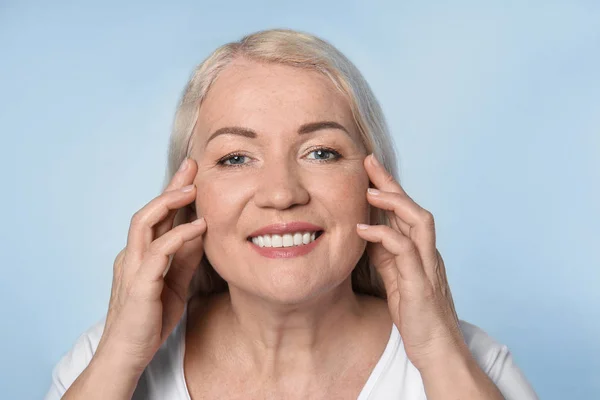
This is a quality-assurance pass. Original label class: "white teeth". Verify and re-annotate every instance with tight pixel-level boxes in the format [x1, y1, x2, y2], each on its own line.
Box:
[251, 231, 320, 248]
[263, 235, 271, 247]
[302, 233, 311, 244]
[271, 234, 283, 248]
[282, 234, 294, 247]
[293, 233, 303, 245]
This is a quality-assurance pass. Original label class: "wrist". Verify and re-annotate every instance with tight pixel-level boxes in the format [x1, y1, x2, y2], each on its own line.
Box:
[416, 340, 471, 373]
[418, 345, 504, 400]
[95, 334, 151, 376]
[62, 351, 143, 400]
[92, 338, 148, 379]
[84, 352, 143, 398]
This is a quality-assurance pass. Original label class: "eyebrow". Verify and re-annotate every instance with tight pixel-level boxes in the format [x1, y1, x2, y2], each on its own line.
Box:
[205, 120, 350, 145]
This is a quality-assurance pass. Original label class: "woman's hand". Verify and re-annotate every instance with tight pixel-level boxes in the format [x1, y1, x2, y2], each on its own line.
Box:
[95, 158, 206, 375]
[356, 154, 464, 371]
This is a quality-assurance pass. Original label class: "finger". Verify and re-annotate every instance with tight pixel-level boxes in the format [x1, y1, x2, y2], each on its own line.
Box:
[155, 158, 199, 239]
[364, 155, 426, 226]
[357, 224, 428, 289]
[368, 190, 411, 236]
[366, 189, 438, 275]
[434, 251, 459, 323]
[163, 228, 205, 302]
[364, 154, 413, 241]
[168, 211, 202, 268]
[164, 211, 204, 277]
[164, 158, 195, 191]
[136, 218, 207, 288]
[365, 241, 400, 301]
[126, 185, 198, 260]
[364, 154, 405, 195]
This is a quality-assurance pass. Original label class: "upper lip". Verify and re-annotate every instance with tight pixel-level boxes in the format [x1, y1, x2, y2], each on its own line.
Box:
[248, 222, 324, 238]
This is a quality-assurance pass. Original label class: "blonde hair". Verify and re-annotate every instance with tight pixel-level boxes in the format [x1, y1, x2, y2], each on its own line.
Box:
[163, 28, 399, 300]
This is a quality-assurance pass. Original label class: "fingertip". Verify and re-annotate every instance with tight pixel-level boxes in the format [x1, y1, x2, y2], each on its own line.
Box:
[364, 190, 382, 207]
[364, 155, 383, 178]
[183, 157, 198, 175]
[356, 223, 378, 242]
[369, 153, 381, 167]
[168, 158, 198, 190]
[191, 216, 206, 228]
[178, 158, 190, 173]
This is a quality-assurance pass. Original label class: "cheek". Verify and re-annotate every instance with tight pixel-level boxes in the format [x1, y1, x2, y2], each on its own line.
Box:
[194, 176, 251, 279]
[194, 174, 252, 237]
[195, 170, 243, 211]
[317, 163, 370, 220]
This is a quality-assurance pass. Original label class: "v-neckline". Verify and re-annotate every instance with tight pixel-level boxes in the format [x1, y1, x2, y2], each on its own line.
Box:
[178, 300, 400, 400]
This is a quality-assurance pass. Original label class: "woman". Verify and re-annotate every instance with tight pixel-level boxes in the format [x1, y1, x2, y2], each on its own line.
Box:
[46, 29, 538, 399]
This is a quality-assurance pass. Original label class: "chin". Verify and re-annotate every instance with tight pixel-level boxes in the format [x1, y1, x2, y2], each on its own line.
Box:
[251, 267, 353, 306]
[206, 240, 362, 306]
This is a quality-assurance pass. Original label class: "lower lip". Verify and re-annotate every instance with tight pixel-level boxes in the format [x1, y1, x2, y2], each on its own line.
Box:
[248, 234, 323, 259]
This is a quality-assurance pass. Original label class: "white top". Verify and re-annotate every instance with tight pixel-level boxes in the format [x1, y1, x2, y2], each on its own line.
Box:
[45, 304, 539, 399]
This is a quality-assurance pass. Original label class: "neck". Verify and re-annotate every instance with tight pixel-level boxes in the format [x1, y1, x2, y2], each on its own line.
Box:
[231, 277, 360, 347]
[219, 278, 364, 378]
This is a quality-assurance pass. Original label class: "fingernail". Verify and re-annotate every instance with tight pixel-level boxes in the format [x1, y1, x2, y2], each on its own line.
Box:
[367, 188, 380, 195]
[181, 184, 195, 192]
[370, 154, 381, 167]
[192, 216, 205, 225]
[357, 223, 369, 230]
[178, 158, 189, 172]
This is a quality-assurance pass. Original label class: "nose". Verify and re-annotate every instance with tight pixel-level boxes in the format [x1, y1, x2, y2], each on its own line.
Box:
[253, 160, 310, 210]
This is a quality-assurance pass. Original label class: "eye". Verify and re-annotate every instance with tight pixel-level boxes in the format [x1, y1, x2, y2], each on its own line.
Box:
[306, 148, 341, 161]
[218, 154, 248, 166]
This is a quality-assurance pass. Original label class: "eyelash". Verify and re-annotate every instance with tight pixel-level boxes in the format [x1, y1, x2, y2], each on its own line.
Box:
[216, 147, 343, 168]
[306, 146, 342, 162]
[217, 152, 248, 167]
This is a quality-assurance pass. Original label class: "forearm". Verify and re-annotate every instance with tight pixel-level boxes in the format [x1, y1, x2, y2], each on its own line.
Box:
[419, 345, 505, 400]
[62, 351, 142, 400]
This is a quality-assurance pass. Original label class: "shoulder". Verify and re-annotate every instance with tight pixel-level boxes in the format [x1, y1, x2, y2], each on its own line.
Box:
[44, 317, 106, 400]
[45, 313, 188, 400]
[367, 320, 538, 399]
[458, 320, 539, 399]
[458, 319, 507, 374]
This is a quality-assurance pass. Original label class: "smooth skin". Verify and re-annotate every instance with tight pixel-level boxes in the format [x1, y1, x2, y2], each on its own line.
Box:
[63, 59, 503, 400]
[183, 59, 391, 399]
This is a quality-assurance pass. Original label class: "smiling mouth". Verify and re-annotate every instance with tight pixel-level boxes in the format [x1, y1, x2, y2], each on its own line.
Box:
[247, 231, 324, 248]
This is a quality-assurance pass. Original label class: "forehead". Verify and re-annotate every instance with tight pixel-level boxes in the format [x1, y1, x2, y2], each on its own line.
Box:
[195, 59, 358, 141]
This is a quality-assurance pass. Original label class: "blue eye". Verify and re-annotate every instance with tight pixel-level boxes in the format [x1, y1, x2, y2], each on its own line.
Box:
[220, 154, 247, 166]
[307, 148, 341, 161]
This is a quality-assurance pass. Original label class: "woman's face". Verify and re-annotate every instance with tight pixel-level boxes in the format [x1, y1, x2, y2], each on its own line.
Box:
[190, 59, 370, 304]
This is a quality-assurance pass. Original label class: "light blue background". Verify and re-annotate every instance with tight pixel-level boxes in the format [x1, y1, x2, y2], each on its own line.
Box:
[1, 1, 598, 398]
